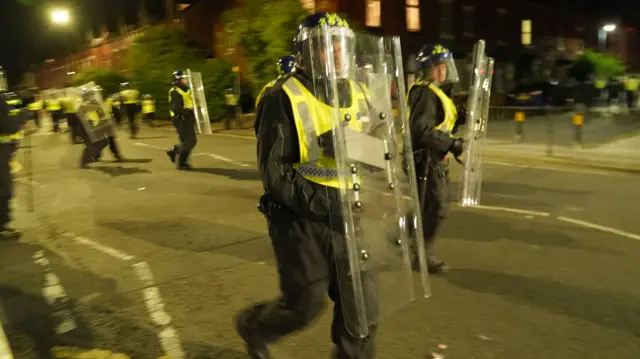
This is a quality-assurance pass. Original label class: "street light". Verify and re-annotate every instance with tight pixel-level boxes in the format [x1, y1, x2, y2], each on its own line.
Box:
[598, 23, 616, 52]
[50, 8, 70, 25]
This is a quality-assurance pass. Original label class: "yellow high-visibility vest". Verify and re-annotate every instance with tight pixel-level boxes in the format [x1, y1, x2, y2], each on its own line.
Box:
[281, 77, 367, 189]
[595, 80, 607, 89]
[408, 80, 458, 135]
[625, 78, 639, 91]
[27, 100, 43, 111]
[225, 93, 238, 106]
[255, 80, 277, 109]
[142, 99, 156, 114]
[120, 89, 140, 104]
[169, 87, 193, 117]
[45, 99, 61, 111]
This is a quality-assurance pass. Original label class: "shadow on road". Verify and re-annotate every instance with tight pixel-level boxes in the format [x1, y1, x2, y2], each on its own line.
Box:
[133, 136, 169, 140]
[120, 158, 153, 164]
[191, 167, 260, 181]
[442, 210, 619, 254]
[91, 166, 152, 177]
[445, 268, 640, 337]
[99, 217, 271, 260]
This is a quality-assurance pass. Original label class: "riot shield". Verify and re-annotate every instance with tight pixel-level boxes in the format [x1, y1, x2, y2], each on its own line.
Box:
[304, 29, 429, 338]
[186, 69, 212, 135]
[458, 40, 494, 207]
[74, 82, 116, 143]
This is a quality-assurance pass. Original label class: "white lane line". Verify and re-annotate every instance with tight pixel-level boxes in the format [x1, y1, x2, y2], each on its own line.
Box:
[483, 160, 621, 176]
[461, 204, 551, 217]
[61, 232, 185, 358]
[132, 262, 185, 359]
[63, 233, 135, 261]
[134, 142, 250, 167]
[205, 153, 250, 167]
[134, 142, 167, 151]
[556, 216, 640, 241]
[33, 250, 78, 334]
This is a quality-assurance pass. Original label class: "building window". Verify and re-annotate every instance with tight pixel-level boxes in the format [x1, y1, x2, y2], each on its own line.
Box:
[521, 19, 532, 46]
[462, 5, 474, 37]
[300, 0, 315, 13]
[439, 0, 454, 39]
[406, 0, 420, 32]
[366, 0, 381, 28]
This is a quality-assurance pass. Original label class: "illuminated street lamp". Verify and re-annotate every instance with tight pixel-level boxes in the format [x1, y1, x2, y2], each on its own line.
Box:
[598, 23, 617, 52]
[50, 8, 70, 25]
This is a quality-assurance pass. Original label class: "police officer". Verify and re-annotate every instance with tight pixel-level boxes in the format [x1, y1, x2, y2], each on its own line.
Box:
[166, 70, 197, 170]
[255, 55, 297, 110]
[624, 74, 639, 110]
[119, 82, 141, 138]
[60, 91, 83, 144]
[45, 91, 63, 133]
[141, 94, 156, 127]
[234, 12, 376, 359]
[78, 89, 123, 168]
[26, 92, 43, 128]
[0, 67, 24, 239]
[106, 93, 122, 126]
[407, 45, 465, 274]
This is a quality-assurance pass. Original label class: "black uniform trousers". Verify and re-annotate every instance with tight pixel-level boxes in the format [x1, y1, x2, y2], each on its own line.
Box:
[238, 206, 377, 359]
[0, 143, 15, 228]
[172, 117, 197, 166]
[50, 110, 63, 132]
[66, 113, 83, 143]
[123, 103, 140, 137]
[416, 155, 450, 263]
[80, 127, 121, 166]
[627, 90, 636, 109]
[112, 107, 122, 126]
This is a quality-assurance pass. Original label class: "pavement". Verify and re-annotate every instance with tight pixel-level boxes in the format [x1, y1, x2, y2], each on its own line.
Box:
[3, 123, 640, 359]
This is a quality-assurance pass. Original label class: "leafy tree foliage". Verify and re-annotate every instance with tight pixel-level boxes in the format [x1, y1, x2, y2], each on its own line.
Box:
[570, 49, 625, 81]
[222, 0, 308, 97]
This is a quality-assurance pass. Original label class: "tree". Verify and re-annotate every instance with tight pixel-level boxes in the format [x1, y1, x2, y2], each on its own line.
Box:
[125, 25, 234, 120]
[570, 49, 625, 80]
[221, 0, 308, 98]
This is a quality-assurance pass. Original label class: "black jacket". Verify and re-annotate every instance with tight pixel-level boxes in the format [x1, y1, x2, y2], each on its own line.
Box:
[407, 82, 455, 158]
[170, 85, 194, 120]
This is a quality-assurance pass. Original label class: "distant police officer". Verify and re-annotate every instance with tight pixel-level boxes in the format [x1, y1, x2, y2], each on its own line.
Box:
[45, 91, 63, 133]
[78, 89, 123, 168]
[255, 55, 297, 110]
[26, 92, 43, 128]
[141, 94, 156, 127]
[624, 74, 639, 110]
[119, 82, 141, 138]
[408, 45, 465, 274]
[60, 90, 83, 144]
[0, 67, 24, 239]
[234, 13, 376, 359]
[166, 70, 197, 170]
[106, 93, 122, 126]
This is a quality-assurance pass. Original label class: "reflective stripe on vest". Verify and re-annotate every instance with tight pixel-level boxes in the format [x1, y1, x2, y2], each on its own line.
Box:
[408, 81, 457, 135]
[281, 77, 366, 188]
[142, 100, 155, 113]
[169, 87, 193, 117]
[120, 89, 140, 104]
[255, 80, 277, 109]
[6, 98, 22, 116]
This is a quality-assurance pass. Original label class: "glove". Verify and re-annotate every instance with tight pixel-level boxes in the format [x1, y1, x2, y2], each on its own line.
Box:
[449, 138, 465, 157]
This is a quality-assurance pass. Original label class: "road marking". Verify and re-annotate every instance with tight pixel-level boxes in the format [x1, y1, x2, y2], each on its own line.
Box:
[33, 251, 77, 334]
[460, 204, 551, 217]
[205, 153, 250, 167]
[483, 160, 622, 176]
[132, 262, 185, 359]
[134, 142, 250, 167]
[556, 216, 640, 241]
[63, 233, 135, 261]
[0, 307, 14, 359]
[61, 232, 185, 358]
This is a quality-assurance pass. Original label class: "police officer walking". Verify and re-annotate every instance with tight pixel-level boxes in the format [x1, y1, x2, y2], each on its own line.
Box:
[119, 82, 141, 138]
[26, 92, 43, 128]
[60, 91, 83, 144]
[141, 94, 156, 127]
[0, 67, 24, 239]
[44, 92, 63, 133]
[77, 89, 123, 168]
[166, 70, 197, 170]
[407, 45, 465, 274]
[234, 13, 377, 359]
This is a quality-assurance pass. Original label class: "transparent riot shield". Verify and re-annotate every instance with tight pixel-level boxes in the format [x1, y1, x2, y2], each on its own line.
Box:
[304, 29, 429, 338]
[458, 40, 494, 207]
[74, 82, 116, 143]
[186, 69, 212, 135]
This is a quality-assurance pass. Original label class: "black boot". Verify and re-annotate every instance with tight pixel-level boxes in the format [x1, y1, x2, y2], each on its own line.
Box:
[0, 226, 22, 240]
[177, 151, 193, 170]
[166, 149, 176, 163]
[234, 310, 271, 359]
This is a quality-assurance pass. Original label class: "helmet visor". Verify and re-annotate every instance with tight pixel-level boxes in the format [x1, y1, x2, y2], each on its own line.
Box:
[300, 26, 355, 79]
[427, 55, 459, 85]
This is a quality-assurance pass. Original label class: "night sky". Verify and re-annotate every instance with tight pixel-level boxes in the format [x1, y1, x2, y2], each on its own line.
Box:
[0, 0, 636, 85]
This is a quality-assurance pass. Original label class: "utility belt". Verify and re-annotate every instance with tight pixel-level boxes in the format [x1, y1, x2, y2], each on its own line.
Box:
[414, 148, 449, 180]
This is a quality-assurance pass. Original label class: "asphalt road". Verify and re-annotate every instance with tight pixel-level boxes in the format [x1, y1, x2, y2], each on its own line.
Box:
[3, 124, 640, 359]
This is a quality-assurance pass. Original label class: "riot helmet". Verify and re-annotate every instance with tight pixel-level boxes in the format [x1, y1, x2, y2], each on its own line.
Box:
[0, 67, 7, 92]
[293, 12, 355, 80]
[143, 94, 152, 100]
[277, 55, 297, 76]
[416, 44, 460, 85]
[172, 70, 188, 87]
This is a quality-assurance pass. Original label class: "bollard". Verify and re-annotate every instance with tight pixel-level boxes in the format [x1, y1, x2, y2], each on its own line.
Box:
[514, 111, 525, 142]
[572, 112, 584, 147]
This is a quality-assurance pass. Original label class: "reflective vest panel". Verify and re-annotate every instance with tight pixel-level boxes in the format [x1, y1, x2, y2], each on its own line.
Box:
[169, 87, 193, 117]
[408, 81, 457, 135]
[46, 99, 61, 111]
[120, 89, 140, 104]
[281, 77, 367, 189]
[625, 79, 639, 91]
[28, 100, 43, 111]
[142, 100, 155, 113]
[255, 80, 277, 109]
